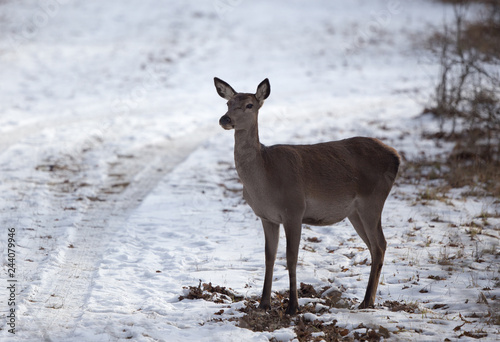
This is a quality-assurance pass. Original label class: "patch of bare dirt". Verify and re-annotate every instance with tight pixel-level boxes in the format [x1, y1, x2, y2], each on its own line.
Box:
[383, 300, 420, 314]
[179, 280, 243, 303]
[180, 282, 386, 341]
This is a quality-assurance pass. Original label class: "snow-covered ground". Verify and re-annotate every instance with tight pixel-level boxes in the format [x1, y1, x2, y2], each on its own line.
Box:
[0, 0, 498, 341]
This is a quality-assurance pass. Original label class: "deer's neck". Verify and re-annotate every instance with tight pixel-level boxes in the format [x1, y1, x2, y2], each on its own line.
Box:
[233, 124, 266, 185]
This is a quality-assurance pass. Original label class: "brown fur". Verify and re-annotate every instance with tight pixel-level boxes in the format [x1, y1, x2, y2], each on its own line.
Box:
[214, 77, 400, 314]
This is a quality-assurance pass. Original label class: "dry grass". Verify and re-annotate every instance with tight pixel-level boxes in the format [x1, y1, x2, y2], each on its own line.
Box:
[449, 161, 499, 197]
[400, 157, 500, 199]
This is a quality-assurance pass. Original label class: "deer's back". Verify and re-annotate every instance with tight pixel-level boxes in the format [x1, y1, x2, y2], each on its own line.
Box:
[260, 137, 400, 224]
[264, 136, 399, 182]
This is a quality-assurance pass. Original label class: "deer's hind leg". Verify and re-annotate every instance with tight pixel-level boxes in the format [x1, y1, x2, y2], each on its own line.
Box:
[348, 205, 386, 309]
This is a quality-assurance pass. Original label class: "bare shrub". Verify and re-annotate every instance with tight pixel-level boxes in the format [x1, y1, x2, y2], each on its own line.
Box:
[426, 0, 500, 162]
[418, 0, 500, 197]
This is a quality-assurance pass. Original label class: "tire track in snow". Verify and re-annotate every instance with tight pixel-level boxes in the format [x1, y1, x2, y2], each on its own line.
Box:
[0, 110, 121, 154]
[19, 127, 213, 341]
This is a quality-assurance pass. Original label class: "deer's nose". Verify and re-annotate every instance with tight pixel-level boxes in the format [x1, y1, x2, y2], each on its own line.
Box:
[219, 115, 231, 126]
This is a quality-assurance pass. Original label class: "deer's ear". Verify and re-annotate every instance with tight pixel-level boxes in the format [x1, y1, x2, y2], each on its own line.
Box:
[255, 78, 270, 104]
[214, 77, 237, 100]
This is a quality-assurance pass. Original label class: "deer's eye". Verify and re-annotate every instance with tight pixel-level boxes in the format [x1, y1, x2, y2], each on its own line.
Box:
[246, 104, 253, 109]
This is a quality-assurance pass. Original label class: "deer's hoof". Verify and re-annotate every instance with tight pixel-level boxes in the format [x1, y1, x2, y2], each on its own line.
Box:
[358, 301, 374, 309]
[258, 302, 271, 311]
[285, 304, 298, 316]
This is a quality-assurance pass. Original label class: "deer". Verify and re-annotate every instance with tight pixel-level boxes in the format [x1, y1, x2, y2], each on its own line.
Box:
[214, 77, 400, 315]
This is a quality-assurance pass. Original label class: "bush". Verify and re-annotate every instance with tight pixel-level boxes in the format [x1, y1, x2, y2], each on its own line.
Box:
[426, 0, 500, 162]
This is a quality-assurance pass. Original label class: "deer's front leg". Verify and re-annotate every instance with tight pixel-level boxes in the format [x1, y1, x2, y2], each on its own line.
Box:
[284, 219, 302, 315]
[259, 219, 280, 311]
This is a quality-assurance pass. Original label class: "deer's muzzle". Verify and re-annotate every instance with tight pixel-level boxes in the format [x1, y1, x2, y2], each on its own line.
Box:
[219, 114, 234, 130]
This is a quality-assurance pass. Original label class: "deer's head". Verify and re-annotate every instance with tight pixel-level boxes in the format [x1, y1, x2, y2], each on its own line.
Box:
[214, 77, 270, 131]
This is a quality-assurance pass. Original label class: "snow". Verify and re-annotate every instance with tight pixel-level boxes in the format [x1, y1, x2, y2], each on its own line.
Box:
[1, 0, 499, 341]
